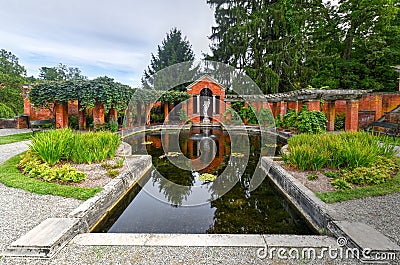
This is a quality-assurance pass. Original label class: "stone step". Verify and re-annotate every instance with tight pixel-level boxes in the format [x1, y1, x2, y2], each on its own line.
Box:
[3, 218, 84, 258]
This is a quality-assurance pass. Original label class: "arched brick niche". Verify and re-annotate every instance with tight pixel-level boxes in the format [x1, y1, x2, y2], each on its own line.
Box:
[186, 75, 226, 123]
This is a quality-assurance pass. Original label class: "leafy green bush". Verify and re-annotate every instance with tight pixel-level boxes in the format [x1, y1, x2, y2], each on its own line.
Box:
[68, 115, 79, 130]
[0, 103, 15, 118]
[331, 178, 352, 190]
[279, 107, 327, 133]
[296, 110, 327, 134]
[334, 113, 345, 131]
[30, 129, 121, 165]
[18, 151, 86, 183]
[281, 109, 298, 130]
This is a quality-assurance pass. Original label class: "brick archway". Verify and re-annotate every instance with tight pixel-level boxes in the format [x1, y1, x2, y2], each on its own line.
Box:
[186, 75, 226, 124]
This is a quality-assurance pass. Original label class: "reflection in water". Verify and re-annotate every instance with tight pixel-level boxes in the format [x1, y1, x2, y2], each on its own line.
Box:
[103, 128, 314, 234]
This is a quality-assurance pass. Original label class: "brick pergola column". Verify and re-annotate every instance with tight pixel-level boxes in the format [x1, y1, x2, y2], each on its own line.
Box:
[326, 100, 336, 131]
[373, 94, 383, 121]
[279, 101, 287, 120]
[55, 101, 68, 128]
[306, 100, 321, 111]
[78, 102, 86, 130]
[345, 99, 359, 131]
[181, 101, 188, 124]
[145, 103, 153, 126]
[224, 101, 231, 123]
[93, 101, 105, 125]
[295, 101, 302, 113]
[187, 96, 194, 120]
[163, 102, 169, 123]
[109, 107, 118, 122]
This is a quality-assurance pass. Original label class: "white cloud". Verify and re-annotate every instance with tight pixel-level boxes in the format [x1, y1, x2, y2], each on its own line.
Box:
[0, 0, 215, 86]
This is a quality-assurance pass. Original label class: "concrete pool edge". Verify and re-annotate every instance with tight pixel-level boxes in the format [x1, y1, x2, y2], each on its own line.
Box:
[71, 233, 336, 248]
[261, 157, 400, 258]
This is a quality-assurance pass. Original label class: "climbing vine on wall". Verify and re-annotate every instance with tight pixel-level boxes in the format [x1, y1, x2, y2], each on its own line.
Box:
[29, 77, 135, 112]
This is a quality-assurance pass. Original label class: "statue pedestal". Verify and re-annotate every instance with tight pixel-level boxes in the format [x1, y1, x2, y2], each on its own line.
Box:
[203, 117, 211, 124]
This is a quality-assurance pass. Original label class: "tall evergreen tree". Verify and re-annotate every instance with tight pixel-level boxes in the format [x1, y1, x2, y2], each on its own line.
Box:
[142, 28, 196, 91]
[208, 0, 400, 92]
[207, 0, 328, 93]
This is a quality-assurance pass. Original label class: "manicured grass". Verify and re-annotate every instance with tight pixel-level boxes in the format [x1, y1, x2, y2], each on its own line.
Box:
[0, 154, 101, 200]
[0, 132, 33, 145]
[316, 170, 400, 203]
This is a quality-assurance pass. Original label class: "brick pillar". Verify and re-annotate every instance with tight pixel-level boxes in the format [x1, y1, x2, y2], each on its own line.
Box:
[93, 101, 105, 125]
[62, 102, 68, 128]
[187, 96, 193, 120]
[109, 107, 118, 122]
[279, 101, 287, 120]
[306, 100, 321, 111]
[345, 100, 359, 132]
[145, 103, 153, 126]
[295, 101, 302, 113]
[23, 97, 31, 116]
[373, 94, 383, 121]
[163, 102, 169, 123]
[181, 101, 187, 124]
[55, 101, 68, 129]
[326, 101, 336, 131]
[224, 101, 231, 123]
[78, 105, 86, 130]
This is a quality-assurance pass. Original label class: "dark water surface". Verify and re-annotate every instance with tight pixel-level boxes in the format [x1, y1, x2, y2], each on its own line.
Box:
[94, 128, 315, 234]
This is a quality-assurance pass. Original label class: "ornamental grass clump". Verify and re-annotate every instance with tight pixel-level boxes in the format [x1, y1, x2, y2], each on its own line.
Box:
[30, 129, 121, 165]
[283, 132, 396, 171]
[282, 132, 399, 190]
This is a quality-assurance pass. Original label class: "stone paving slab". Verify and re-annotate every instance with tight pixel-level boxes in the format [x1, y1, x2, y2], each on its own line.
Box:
[4, 218, 83, 258]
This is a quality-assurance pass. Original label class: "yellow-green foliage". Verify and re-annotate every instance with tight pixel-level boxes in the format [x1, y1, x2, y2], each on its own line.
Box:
[18, 151, 86, 183]
[199, 173, 217, 182]
[30, 129, 121, 165]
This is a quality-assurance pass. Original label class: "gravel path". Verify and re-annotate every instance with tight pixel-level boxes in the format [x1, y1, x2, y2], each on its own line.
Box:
[0, 184, 82, 255]
[0, 129, 31, 137]
[1, 245, 363, 265]
[0, 141, 30, 164]
[329, 192, 400, 247]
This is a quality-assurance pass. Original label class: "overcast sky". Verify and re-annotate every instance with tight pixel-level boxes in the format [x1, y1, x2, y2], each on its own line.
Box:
[0, 0, 216, 87]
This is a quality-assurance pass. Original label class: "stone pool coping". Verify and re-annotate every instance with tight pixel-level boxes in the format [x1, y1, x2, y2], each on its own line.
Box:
[261, 157, 400, 260]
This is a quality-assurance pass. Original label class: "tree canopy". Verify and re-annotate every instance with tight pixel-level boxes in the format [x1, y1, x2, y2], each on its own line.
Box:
[39, 63, 87, 81]
[207, 0, 400, 93]
[142, 28, 196, 91]
[0, 49, 27, 117]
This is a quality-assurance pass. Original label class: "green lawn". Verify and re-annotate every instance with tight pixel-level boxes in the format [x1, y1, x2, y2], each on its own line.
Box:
[0, 132, 33, 145]
[316, 170, 400, 203]
[0, 154, 102, 200]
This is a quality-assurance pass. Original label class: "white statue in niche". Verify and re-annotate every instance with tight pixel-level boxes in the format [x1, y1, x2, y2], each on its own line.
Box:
[203, 98, 211, 123]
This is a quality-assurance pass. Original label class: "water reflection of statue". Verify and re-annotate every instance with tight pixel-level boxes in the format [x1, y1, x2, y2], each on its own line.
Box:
[203, 98, 211, 123]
